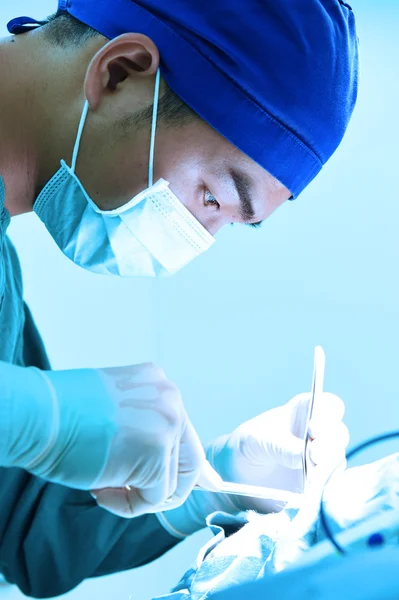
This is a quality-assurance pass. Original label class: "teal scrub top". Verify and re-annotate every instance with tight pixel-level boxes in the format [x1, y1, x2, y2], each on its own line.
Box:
[0, 176, 178, 598]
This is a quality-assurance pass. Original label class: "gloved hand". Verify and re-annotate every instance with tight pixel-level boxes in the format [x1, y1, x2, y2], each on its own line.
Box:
[0, 361, 220, 517]
[157, 392, 349, 537]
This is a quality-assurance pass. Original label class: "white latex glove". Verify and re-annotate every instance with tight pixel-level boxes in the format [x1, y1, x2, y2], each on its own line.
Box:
[158, 392, 349, 537]
[0, 361, 220, 517]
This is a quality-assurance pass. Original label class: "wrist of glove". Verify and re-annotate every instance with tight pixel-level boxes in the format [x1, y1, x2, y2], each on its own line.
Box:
[0, 362, 56, 470]
[1, 363, 117, 488]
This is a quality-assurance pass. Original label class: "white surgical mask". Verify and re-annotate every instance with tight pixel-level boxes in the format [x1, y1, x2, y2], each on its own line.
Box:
[34, 70, 215, 277]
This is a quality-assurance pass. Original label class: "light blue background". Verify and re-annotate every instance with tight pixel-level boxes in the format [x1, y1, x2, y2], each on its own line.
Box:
[1, 1, 398, 598]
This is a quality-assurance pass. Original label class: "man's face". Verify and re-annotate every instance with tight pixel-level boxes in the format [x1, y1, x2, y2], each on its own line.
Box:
[153, 119, 292, 234]
[1, 30, 291, 229]
[66, 33, 291, 235]
[76, 113, 291, 236]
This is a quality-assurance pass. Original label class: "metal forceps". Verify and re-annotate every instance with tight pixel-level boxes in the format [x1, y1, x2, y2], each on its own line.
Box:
[302, 345, 326, 489]
[193, 347, 326, 503]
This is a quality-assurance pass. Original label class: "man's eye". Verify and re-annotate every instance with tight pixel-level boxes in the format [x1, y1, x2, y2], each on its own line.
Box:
[204, 190, 220, 209]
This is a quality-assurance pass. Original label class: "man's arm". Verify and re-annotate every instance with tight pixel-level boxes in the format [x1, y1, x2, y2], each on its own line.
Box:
[0, 467, 179, 598]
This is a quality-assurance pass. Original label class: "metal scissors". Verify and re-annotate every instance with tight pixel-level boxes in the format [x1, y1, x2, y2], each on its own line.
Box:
[302, 345, 326, 489]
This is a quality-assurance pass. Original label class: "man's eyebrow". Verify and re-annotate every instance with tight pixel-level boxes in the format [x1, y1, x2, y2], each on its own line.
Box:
[230, 168, 263, 227]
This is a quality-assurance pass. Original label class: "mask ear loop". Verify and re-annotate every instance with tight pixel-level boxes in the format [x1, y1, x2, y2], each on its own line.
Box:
[71, 100, 90, 174]
[148, 69, 161, 187]
[71, 69, 160, 179]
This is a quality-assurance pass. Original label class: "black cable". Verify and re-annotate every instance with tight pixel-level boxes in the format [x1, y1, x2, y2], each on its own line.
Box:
[319, 431, 399, 555]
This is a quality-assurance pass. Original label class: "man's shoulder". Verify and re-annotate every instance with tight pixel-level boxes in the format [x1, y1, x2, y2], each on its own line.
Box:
[0, 175, 11, 237]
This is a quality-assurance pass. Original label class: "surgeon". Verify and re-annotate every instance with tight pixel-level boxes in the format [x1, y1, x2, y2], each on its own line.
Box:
[0, 0, 358, 596]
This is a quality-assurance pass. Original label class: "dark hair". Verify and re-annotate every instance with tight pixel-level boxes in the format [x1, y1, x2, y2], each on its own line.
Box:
[43, 10, 197, 128]
[43, 11, 100, 47]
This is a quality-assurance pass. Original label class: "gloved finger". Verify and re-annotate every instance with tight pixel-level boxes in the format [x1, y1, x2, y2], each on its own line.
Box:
[101, 362, 167, 385]
[197, 459, 224, 492]
[174, 419, 207, 502]
[308, 420, 350, 450]
[135, 442, 173, 507]
[310, 392, 345, 425]
[308, 426, 350, 466]
[269, 432, 305, 470]
[286, 393, 313, 440]
[287, 393, 345, 440]
[167, 439, 179, 500]
[237, 402, 307, 466]
[91, 485, 184, 518]
[91, 487, 134, 518]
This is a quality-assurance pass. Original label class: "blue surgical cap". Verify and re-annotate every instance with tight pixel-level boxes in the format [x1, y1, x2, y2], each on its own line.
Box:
[8, 0, 359, 197]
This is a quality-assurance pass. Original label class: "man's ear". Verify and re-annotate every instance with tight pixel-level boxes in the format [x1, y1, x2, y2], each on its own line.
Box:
[84, 33, 160, 110]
